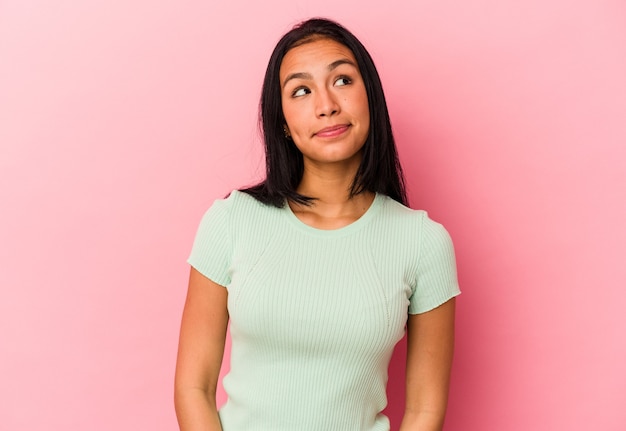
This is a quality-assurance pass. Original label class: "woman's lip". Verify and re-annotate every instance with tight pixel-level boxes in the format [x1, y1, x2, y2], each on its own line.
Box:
[314, 124, 350, 138]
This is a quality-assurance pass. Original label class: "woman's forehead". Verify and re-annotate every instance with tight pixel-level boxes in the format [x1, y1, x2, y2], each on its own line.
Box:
[280, 38, 357, 80]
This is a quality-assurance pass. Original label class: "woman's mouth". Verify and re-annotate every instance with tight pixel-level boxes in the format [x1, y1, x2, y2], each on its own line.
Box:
[314, 124, 350, 138]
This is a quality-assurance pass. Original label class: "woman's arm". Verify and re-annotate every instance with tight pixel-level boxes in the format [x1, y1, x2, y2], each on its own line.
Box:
[174, 267, 229, 431]
[399, 298, 456, 431]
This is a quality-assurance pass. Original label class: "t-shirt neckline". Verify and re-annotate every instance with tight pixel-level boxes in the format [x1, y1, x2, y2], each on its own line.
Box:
[282, 193, 384, 237]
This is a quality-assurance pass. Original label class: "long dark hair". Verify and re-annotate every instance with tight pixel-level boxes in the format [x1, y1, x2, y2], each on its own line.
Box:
[241, 18, 408, 207]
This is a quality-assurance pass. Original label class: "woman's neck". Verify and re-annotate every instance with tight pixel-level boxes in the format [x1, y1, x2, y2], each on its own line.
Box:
[291, 164, 375, 229]
[296, 155, 362, 201]
[289, 191, 375, 230]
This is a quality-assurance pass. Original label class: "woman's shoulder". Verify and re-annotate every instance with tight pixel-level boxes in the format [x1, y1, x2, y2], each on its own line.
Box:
[193, 189, 284, 245]
[378, 195, 453, 242]
[206, 189, 277, 211]
[379, 195, 428, 223]
[210, 189, 285, 226]
[196, 189, 277, 226]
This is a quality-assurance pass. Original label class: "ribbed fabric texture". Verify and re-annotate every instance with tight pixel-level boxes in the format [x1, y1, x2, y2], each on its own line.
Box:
[188, 191, 460, 431]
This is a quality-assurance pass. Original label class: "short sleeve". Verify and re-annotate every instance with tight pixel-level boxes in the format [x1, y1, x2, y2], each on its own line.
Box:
[187, 198, 232, 287]
[408, 215, 461, 314]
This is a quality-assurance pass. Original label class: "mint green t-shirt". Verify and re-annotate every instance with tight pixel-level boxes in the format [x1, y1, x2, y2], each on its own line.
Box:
[188, 191, 460, 431]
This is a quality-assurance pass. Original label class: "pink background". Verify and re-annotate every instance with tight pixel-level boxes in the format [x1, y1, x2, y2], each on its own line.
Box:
[1, 1, 625, 430]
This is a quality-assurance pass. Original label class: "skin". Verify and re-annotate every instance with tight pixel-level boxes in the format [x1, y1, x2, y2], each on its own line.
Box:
[280, 38, 370, 174]
[174, 37, 456, 431]
[280, 38, 374, 226]
[400, 299, 456, 431]
[174, 269, 228, 431]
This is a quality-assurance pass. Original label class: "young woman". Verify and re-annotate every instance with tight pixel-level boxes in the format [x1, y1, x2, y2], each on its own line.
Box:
[175, 18, 460, 431]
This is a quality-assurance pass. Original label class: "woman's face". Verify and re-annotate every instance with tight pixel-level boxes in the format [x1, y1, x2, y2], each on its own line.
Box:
[279, 38, 370, 169]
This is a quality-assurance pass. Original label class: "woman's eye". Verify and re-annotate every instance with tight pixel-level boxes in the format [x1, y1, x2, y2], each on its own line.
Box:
[292, 87, 310, 97]
[335, 76, 352, 86]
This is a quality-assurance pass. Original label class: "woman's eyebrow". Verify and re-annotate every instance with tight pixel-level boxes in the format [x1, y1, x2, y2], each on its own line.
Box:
[282, 72, 313, 89]
[282, 59, 357, 89]
[328, 58, 357, 71]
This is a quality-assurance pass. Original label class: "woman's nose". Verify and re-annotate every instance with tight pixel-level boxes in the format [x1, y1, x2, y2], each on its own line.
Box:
[315, 88, 340, 117]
